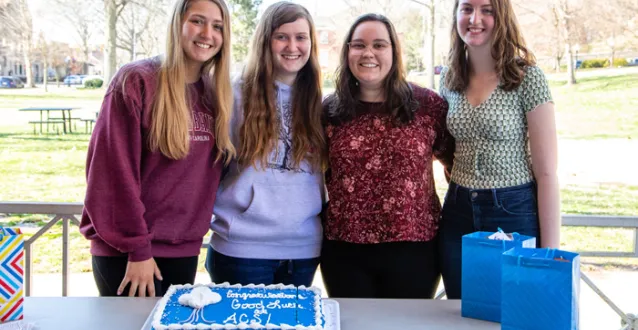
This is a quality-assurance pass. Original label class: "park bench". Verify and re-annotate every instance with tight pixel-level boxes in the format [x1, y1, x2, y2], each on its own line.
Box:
[27, 119, 66, 134]
[79, 118, 96, 134]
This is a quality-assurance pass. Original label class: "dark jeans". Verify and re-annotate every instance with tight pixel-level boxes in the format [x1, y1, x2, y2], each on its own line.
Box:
[92, 255, 198, 297]
[438, 181, 540, 299]
[205, 246, 319, 287]
[320, 239, 440, 299]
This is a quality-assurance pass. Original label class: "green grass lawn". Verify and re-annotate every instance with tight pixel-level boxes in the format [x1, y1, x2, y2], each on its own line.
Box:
[1, 68, 638, 273]
[409, 69, 638, 140]
[549, 74, 638, 139]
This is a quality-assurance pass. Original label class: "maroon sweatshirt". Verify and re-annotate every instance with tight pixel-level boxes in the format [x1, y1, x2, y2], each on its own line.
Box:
[80, 58, 223, 262]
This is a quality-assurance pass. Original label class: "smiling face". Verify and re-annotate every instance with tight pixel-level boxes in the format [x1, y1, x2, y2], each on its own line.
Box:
[270, 18, 312, 85]
[347, 21, 393, 91]
[456, 0, 495, 50]
[181, 0, 224, 71]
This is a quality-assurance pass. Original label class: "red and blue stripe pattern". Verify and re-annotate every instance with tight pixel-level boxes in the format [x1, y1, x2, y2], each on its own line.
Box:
[0, 227, 24, 322]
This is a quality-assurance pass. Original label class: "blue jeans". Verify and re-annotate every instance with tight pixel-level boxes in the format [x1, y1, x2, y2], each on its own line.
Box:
[205, 246, 319, 287]
[438, 181, 540, 299]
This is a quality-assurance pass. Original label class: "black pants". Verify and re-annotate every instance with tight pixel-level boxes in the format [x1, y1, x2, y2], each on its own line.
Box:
[92, 255, 199, 297]
[320, 239, 440, 299]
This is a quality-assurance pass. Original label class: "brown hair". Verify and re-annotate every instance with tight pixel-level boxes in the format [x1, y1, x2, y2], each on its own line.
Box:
[238, 1, 326, 171]
[326, 13, 417, 126]
[147, 0, 234, 162]
[445, 0, 536, 92]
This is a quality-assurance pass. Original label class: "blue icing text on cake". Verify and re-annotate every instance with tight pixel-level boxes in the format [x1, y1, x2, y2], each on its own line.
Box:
[151, 283, 323, 329]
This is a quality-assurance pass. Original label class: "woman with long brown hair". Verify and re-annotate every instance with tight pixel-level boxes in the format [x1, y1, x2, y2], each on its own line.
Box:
[206, 1, 326, 287]
[438, 0, 560, 299]
[80, 0, 234, 297]
[321, 13, 454, 298]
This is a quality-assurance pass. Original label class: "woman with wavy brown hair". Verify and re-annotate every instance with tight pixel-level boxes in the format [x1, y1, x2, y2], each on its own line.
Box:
[81, 0, 234, 297]
[206, 1, 326, 287]
[321, 13, 454, 298]
[438, 0, 560, 299]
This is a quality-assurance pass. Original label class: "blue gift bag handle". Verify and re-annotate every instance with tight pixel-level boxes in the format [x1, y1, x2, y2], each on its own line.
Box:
[513, 249, 557, 285]
[516, 248, 556, 268]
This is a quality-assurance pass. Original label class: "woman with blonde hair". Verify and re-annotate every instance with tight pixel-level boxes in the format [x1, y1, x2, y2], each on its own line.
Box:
[80, 0, 234, 297]
[207, 1, 326, 287]
[438, 0, 560, 299]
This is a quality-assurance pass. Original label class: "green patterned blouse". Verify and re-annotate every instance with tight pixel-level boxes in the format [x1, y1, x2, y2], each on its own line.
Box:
[439, 66, 553, 189]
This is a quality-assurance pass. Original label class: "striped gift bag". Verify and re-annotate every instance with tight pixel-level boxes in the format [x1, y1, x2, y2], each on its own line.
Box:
[0, 227, 24, 322]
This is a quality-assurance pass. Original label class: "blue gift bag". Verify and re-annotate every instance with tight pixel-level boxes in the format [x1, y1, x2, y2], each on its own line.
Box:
[461, 231, 536, 322]
[501, 247, 580, 330]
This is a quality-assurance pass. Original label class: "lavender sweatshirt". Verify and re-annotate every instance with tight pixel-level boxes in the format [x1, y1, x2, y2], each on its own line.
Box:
[210, 80, 324, 260]
[80, 58, 223, 262]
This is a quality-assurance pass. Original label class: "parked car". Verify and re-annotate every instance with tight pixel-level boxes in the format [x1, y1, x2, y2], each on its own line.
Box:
[627, 58, 638, 66]
[63, 75, 83, 85]
[0, 76, 24, 88]
[13, 75, 27, 83]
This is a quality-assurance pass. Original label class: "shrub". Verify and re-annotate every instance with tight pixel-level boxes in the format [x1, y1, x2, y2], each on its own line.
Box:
[580, 59, 608, 69]
[84, 78, 104, 89]
[612, 58, 629, 67]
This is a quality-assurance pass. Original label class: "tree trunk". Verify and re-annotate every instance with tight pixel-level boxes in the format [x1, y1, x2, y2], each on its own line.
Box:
[422, 1, 436, 89]
[104, 0, 118, 84]
[427, 2, 436, 89]
[565, 44, 576, 85]
[43, 57, 48, 92]
[22, 40, 35, 87]
[609, 49, 615, 68]
[19, 0, 35, 88]
[131, 8, 136, 62]
[555, 56, 561, 73]
[84, 46, 90, 74]
[556, 0, 576, 85]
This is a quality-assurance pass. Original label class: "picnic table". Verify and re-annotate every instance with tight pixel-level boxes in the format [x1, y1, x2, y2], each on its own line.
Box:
[22, 297, 499, 330]
[19, 106, 82, 134]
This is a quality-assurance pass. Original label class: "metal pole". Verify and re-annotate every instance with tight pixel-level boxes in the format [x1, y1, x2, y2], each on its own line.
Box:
[581, 272, 630, 324]
[62, 217, 70, 297]
[25, 243, 32, 297]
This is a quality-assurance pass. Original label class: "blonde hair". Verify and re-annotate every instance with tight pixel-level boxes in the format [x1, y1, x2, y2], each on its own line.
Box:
[149, 0, 234, 162]
[238, 2, 326, 171]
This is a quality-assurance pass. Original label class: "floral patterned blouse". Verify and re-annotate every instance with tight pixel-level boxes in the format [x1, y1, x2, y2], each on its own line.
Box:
[324, 85, 454, 244]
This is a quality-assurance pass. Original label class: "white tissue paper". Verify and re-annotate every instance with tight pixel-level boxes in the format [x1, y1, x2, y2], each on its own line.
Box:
[178, 286, 222, 309]
[488, 228, 513, 241]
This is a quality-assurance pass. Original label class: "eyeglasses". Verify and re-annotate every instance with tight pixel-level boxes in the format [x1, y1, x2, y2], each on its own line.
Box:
[347, 41, 392, 55]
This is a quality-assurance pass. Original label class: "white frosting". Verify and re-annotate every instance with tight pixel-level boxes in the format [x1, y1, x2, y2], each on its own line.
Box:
[151, 283, 324, 330]
[179, 286, 222, 309]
